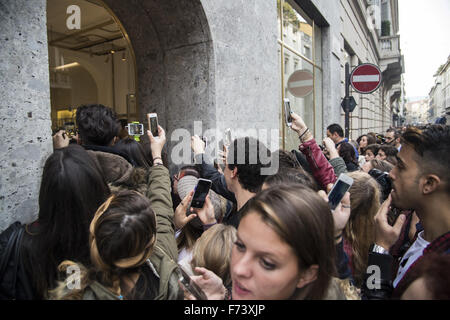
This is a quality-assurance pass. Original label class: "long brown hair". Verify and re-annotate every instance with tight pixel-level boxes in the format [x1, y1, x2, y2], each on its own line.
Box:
[242, 185, 336, 300]
[343, 171, 381, 287]
[51, 190, 157, 299]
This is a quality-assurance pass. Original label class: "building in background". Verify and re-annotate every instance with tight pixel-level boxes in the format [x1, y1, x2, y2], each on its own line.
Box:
[405, 98, 430, 125]
[0, 0, 404, 230]
[428, 55, 450, 123]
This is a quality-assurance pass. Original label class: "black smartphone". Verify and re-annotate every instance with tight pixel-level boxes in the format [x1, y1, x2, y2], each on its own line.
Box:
[284, 98, 292, 127]
[178, 264, 208, 300]
[191, 178, 212, 208]
[147, 113, 158, 137]
[328, 173, 354, 210]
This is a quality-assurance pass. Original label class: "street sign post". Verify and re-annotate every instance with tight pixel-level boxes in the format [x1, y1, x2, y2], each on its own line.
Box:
[350, 63, 382, 94]
[342, 63, 382, 138]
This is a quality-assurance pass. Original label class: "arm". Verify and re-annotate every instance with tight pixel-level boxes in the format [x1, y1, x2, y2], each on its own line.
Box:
[146, 126, 178, 261]
[299, 139, 337, 190]
[289, 113, 337, 190]
[192, 136, 236, 203]
[361, 194, 406, 300]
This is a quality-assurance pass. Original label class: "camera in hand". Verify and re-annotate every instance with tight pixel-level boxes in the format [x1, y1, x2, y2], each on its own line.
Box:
[127, 122, 144, 136]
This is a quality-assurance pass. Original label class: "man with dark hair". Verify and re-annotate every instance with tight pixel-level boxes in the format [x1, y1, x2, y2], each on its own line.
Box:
[192, 135, 271, 228]
[73, 104, 142, 183]
[76, 104, 121, 147]
[363, 124, 450, 299]
[326, 123, 359, 158]
[385, 128, 401, 151]
[222, 137, 271, 227]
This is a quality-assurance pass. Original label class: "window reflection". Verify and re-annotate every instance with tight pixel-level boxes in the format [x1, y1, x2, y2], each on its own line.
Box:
[277, 0, 322, 150]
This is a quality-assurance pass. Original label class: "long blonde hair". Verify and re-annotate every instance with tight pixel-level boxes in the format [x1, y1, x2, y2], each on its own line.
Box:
[343, 171, 381, 287]
[190, 224, 237, 287]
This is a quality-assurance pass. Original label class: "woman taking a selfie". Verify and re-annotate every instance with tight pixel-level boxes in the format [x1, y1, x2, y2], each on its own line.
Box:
[186, 185, 355, 300]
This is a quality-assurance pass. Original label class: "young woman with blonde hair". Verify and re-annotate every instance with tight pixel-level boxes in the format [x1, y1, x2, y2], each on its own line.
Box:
[343, 171, 381, 287]
[183, 185, 358, 300]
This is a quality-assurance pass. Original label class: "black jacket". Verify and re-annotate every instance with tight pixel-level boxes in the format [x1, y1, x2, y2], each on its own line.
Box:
[0, 222, 35, 300]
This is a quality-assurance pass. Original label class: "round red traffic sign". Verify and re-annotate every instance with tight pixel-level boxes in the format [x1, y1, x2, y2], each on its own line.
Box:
[350, 63, 382, 94]
[287, 69, 313, 97]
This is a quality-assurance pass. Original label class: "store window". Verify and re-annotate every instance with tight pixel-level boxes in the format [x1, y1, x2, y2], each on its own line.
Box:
[47, 0, 137, 135]
[277, 0, 322, 150]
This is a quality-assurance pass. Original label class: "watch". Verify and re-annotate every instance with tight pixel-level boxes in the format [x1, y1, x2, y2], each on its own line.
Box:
[371, 243, 389, 255]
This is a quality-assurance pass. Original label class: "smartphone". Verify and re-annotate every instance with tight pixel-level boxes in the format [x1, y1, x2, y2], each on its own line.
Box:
[191, 178, 212, 208]
[328, 173, 354, 210]
[178, 264, 208, 300]
[284, 98, 292, 127]
[147, 113, 158, 137]
[127, 123, 144, 136]
[224, 128, 232, 147]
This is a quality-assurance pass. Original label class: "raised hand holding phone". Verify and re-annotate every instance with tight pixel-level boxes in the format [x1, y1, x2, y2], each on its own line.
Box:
[174, 191, 197, 230]
[190, 194, 217, 226]
[190, 178, 212, 209]
[147, 123, 166, 162]
[147, 113, 159, 137]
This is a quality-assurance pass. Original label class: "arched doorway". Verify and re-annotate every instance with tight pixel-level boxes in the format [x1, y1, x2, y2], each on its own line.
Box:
[46, 0, 215, 171]
[101, 0, 215, 171]
[46, 0, 137, 133]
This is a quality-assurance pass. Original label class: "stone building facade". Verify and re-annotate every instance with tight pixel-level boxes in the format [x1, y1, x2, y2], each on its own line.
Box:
[0, 0, 403, 230]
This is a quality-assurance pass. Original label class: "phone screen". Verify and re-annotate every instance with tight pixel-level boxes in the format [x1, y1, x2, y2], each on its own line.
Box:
[328, 179, 352, 210]
[128, 123, 143, 136]
[149, 116, 158, 137]
[284, 99, 292, 126]
[191, 179, 212, 208]
[178, 265, 208, 300]
[224, 129, 232, 146]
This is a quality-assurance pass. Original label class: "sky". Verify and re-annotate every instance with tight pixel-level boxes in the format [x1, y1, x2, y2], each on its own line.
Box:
[398, 0, 450, 100]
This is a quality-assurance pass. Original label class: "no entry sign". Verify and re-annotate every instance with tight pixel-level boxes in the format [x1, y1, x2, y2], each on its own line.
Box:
[287, 69, 313, 97]
[350, 63, 382, 94]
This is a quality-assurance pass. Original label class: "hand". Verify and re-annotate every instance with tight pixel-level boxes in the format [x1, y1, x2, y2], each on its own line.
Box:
[318, 190, 351, 239]
[191, 135, 206, 156]
[323, 137, 339, 159]
[374, 193, 406, 250]
[290, 112, 307, 135]
[217, 144, 228, 165]
[191, 195, 217, 225]
[148, 125, 166, 159]
[53, 130, 70, 149]
[174, 191, 197, 230]
[190, 267, 227, 300]
[323, 137, 335, 151]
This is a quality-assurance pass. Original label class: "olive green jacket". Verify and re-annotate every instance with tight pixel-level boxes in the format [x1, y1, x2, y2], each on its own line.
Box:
[145, 165, 183, 300]
[87, 150, 182, 300]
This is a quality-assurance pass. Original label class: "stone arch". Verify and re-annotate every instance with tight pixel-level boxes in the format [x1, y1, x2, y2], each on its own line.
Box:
[101, 0, 215, 166]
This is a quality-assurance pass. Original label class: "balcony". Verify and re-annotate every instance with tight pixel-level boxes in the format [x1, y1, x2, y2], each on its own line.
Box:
[379, 35, 403, 91]
[380, 35, 401, 59]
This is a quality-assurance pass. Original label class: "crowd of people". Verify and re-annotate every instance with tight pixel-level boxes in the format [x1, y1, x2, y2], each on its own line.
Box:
[0, 103, 449, 300]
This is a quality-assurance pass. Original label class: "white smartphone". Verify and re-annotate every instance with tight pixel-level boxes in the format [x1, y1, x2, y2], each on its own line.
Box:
[147, 113, 158, 137]
[328, 173, 353, 210]
[224, 128, 232, 147]
[284, 98, 292, 127]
